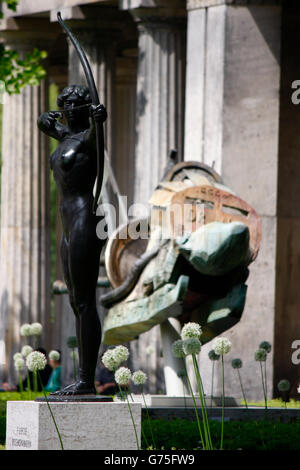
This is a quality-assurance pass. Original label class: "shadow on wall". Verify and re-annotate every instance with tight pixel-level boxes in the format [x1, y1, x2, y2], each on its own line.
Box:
[248, 4, 281, 65]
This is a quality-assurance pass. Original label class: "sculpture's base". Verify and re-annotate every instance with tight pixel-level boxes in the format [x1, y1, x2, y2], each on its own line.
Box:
[35, 395, 113, 403]
[6, 401, 141, 450]
[149, 395, 238, 407]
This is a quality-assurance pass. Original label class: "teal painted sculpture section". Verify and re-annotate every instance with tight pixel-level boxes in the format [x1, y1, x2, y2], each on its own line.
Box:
[188, 284, 248, 344]
[176, 221, 250, 276]
[102, 225, 250, 344]
[103, 275, 189, 344]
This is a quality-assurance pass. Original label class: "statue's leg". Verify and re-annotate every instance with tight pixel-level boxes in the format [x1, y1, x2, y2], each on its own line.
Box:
[64, 225, 102, 394]
[60, 234, 75, 309]
[60, 234, 83, 371]
[52, 215, 103, 395]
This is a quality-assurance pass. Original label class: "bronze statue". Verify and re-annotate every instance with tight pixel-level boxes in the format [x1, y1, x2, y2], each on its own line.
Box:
[38, 87, 106, 395]
[37, 13, 107, 395]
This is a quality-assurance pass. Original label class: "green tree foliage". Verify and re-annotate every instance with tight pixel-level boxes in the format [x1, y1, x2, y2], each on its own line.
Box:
[0, 0, 18, 16]
[0, 0, 47, 94]
[0, 46, 47, 94]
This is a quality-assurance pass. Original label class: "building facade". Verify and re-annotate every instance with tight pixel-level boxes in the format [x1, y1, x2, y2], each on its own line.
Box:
[0, 0, 299, 400]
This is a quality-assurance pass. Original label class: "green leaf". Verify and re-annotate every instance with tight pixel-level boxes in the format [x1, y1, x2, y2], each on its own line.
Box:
[0, 43, 47, 94]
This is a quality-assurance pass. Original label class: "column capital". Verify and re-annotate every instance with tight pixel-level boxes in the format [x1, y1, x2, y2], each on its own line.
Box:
[119, 0, 186, 28]
[120, 0, 185, 9]
[51, 7, 128, 47]
[50, 6, 126, 32]
[187, 0, 281, 10]
[127, 8, 186, 32]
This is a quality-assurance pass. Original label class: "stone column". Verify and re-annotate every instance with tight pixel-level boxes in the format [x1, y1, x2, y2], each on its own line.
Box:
[184, 0, 281, 399]
[113, 56, 138, 207]
[0, 26, 54, 384]
[121, 4, 186, 206]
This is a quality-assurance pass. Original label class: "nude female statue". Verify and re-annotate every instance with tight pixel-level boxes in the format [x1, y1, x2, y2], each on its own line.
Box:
[38, 84, 107, 395]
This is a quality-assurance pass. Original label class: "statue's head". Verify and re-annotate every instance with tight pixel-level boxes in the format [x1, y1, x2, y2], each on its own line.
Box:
[57, 84, 92, 128]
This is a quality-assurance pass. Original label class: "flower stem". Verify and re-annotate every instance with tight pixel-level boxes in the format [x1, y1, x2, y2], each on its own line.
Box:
[130, 392, 149, 449]
[38, 372, 64, 450]
[220, 354, 225, 450]
[192, 355, 213, 450]
[183, 381, 187, 410]
[33, 371, 38, 393]
[26, 372, 31, 399]
[264, 360, 268, 399]
[198, 364, 213, 449]
[237, 369, 248, 409]
[182, 359, 206, 450]
[18, 371, 23, 394]
[259, 361, 268, 411]
[141, 389, 156, 450]
[210, 360, 215, 415]
[118, 384, 140, 450]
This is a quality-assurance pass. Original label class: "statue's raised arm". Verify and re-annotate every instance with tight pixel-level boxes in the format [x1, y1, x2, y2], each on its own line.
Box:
[37, 110, 68, 141]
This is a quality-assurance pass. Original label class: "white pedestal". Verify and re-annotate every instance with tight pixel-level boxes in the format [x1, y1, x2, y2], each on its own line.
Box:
[6, 401, 141, 450]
